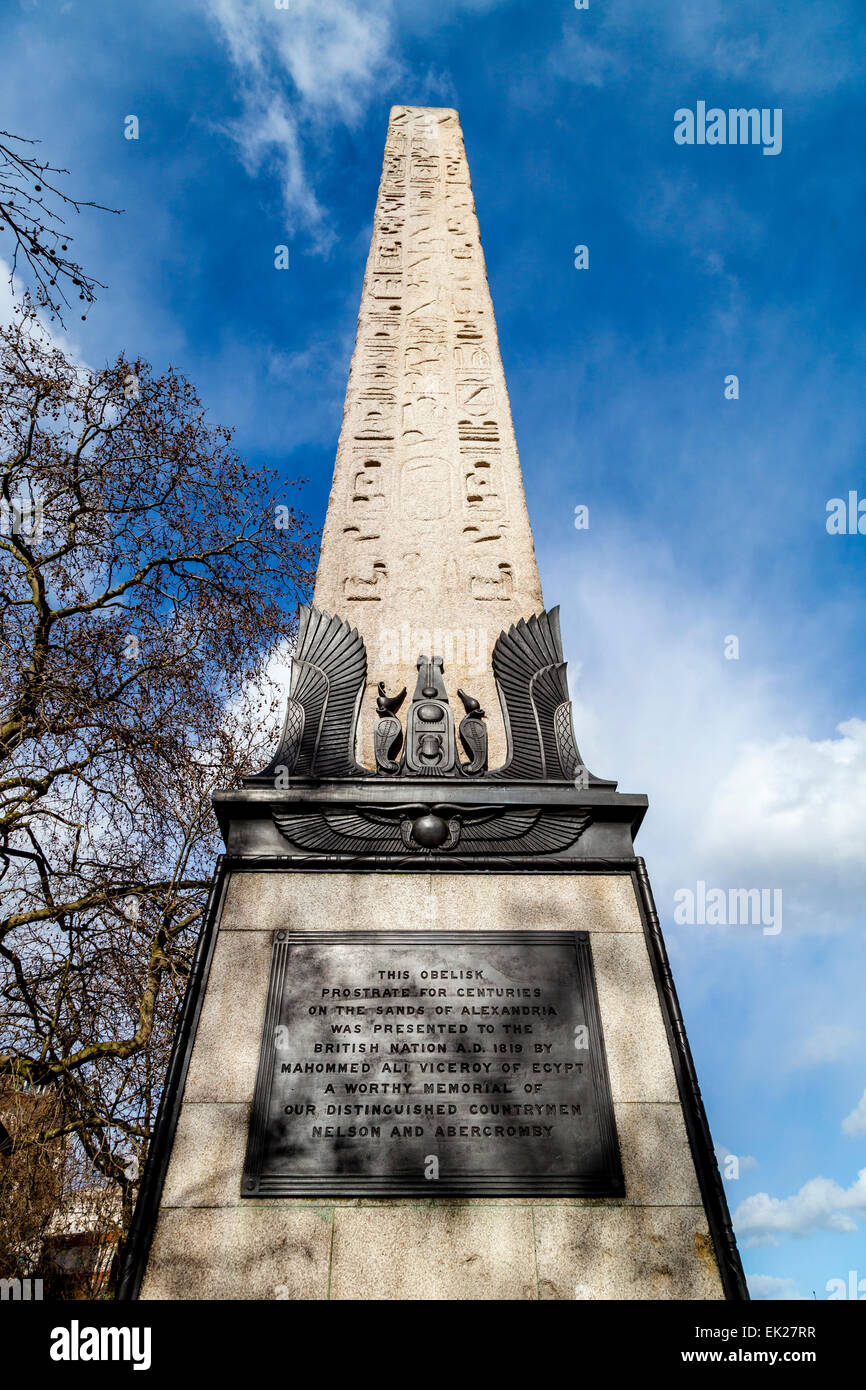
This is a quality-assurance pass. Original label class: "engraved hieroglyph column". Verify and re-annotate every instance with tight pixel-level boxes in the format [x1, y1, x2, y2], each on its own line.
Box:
[313, 106, 543, 766]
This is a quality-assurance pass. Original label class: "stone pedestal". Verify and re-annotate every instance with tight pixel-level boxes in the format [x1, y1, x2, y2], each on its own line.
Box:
[123, 842, 743, 1299]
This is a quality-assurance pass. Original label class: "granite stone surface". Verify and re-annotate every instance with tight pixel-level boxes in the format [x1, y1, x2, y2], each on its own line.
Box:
[142, 863, 725, 1298]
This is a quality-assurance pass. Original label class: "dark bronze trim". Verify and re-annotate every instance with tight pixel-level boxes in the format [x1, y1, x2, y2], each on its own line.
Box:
[116, 860, 229, 1301]
[208, 853, 644, 876]
[632, 858, 749, 1301]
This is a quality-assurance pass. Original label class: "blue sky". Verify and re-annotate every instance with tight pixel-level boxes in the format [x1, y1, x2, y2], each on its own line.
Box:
[2, 0, 865, 1300]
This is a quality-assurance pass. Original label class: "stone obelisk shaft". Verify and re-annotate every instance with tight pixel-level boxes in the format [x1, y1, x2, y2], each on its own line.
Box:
[313, 106, 543, 766]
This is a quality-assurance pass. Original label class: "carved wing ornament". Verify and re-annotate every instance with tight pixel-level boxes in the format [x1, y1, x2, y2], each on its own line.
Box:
[258, 605, 367, 781]
[490, 607, 588, 781]
[251, 602, 600, 857]
[270, 802, 592, 859]
[255, 602, 594, 790]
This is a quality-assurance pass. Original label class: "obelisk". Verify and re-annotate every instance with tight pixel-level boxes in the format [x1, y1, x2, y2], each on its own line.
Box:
[314, 106, 542, 767]
[121, 108, 747, 1302]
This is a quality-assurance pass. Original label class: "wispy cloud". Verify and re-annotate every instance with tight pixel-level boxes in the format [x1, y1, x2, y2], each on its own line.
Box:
[208, 0, 401, 250]
[699, 719, 866, 926]
[842, 1089, 866, 1138]
[747, 1274, 806, 1300]
[734, 1168, 866, 1244]
[603, 0, 866, 96]
[788, 1024, 859, 1071]
[624, 173, 762, 338]
[548, 26, 625, 89]
[552, 528, 866, 944]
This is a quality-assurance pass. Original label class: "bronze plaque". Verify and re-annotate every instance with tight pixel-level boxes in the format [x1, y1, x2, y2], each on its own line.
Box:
[242, 930, 623, 1196]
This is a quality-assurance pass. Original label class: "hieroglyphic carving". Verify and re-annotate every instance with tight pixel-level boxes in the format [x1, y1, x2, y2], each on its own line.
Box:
[351, 457, 388, 512]
[470, 562, 514, 601]
[312, 108, 545, 767]
[410, 150, 439, 186]
[345, 560, 387, 602]
[458, 418, 499, 444]
[401, 457, 452, 522]
[369, 275, 402, 302]
[402, 395, 447, 445]
[454, 345, 491, 371]
[354, 407, 395, 441]
[464, 458, 504, 522]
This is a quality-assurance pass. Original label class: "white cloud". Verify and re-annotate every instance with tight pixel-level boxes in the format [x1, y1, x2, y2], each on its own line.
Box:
[211, 0, 396, 119]
[0, 257, 87, 362]
[747, 1274, 806, 1301]
[699, 719, 866, 919]
[842, 1090, 866, 1139]
[0, 257, 20, 326]
[226, 93, 331, 245]
[551, 530, 866, 939]
[734, 1168, 866, 1244]
[208, 0, 402, 249]
[206, 0, 510, 248]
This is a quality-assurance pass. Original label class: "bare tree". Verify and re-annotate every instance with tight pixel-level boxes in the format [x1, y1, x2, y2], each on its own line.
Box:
[0, 299, 316, 1281]
[0, 131, 120, 324]
[0, 1078, 68, 1283]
